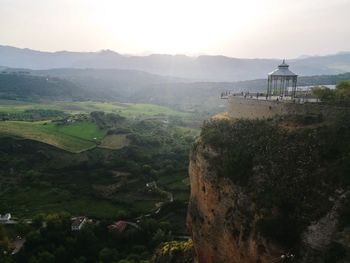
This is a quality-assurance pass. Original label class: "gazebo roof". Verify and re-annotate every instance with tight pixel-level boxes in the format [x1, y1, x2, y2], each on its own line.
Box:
[268, 60, 297, 76]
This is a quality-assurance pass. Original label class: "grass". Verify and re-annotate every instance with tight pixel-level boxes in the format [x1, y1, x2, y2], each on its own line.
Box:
[0, 100, 188, 117]
[0, 121, 104, 153]
[43, 122, 105, 141]
[99, 134, 130, 150]
[119, 103, 187, 118]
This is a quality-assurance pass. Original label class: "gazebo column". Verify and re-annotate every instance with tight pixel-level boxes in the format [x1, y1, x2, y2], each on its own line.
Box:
[281, 78, 285, 97]
[292, 77, 297, 98]
[284, 78, 287, 97]
[286, 79, 290, 96]
[266, 76, 272, 98]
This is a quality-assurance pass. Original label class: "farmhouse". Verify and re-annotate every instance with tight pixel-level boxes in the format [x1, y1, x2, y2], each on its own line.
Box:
[71, 216, 87, 231]
[0, 213, 11, 223]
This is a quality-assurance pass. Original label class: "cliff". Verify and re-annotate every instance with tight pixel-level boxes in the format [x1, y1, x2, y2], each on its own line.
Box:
[187, 115, 350, 263]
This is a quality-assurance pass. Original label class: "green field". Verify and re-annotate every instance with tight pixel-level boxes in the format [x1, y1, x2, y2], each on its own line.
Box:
[0, 121, 104, 153]
[0, 100, 188, 117]
[43, 121, 105, 141]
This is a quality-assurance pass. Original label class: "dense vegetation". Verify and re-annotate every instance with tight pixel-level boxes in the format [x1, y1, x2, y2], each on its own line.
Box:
[312, 80, 350, 105]
[1, 212, 178, 263]
[199, 113, 350, 249]
[0, 109, 67, 121]
[0, 74, 94, 101]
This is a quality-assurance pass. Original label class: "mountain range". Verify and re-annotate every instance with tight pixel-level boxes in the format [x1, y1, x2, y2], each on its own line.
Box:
[1, 45, 350, 82]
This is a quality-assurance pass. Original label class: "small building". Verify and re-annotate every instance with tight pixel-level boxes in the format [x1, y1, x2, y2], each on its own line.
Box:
[108, 220, 139, 233]
[71, 217, 87, 231]
[0, 213, 11, 223]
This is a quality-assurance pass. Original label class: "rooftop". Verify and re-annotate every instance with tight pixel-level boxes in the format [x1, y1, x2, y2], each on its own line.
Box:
[268, 59, 297, 76]
[0, 213, 11, 219]
[71, 217, 86, 227]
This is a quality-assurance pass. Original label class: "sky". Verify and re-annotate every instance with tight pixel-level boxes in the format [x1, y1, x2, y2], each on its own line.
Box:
[0, 0, 349, 58]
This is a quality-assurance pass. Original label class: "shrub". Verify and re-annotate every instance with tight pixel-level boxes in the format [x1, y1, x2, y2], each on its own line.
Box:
[257, 216, 300, 247]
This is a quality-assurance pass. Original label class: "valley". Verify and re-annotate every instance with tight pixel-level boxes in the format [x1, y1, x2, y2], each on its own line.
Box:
[0, 99, 200, 261]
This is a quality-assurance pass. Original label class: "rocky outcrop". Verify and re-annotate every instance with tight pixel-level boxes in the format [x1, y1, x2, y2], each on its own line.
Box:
[187, 118, 350, 263]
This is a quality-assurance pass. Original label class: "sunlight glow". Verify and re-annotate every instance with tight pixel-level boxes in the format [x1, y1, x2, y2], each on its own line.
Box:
[0, 0, 349, 57]
[86, 0, 263, 54]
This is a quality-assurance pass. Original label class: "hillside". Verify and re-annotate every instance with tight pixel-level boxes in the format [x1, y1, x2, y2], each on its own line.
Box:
[1, 45, 350, 81]
[0, 73, 97, 101]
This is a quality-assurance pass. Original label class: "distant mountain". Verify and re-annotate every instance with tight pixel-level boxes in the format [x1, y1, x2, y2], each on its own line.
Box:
[1, 67, 349, 112]
[1, 45, 350, 81]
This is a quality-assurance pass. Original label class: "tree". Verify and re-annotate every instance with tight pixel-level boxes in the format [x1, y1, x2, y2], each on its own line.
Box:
[99, 247, 119, 262]
[32, 213, 45, 228]
[335, 80, 350, 103]
[26, 231, 43, 249]
[72, 256, 87, 263]
[151, 229, 170, 247]
[54, 246, 68, 262]
[311, 86, 335, 102]
[37, 251, 55, 263]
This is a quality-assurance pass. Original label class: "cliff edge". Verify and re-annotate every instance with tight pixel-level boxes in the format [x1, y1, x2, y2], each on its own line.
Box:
[187, 115, 350, 263]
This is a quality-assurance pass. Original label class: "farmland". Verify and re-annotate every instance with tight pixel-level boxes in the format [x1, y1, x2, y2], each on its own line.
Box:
[0, 100, 195, 153]
[0, 100, 198, 221]
[0, 121, 103, 153]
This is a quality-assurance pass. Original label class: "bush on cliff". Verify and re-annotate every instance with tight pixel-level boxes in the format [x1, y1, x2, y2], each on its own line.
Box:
[199, 114, 350, 246]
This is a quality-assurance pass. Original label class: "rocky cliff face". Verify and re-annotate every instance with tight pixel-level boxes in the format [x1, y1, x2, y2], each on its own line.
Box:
[187, 117, 350, 263]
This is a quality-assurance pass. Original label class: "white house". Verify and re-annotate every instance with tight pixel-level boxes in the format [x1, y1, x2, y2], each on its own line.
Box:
[71, 217, 87, 231]
[0, 213, 11, 223]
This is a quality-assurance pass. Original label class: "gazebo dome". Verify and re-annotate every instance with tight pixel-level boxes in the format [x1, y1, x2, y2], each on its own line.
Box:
[268, 60, 297, 76]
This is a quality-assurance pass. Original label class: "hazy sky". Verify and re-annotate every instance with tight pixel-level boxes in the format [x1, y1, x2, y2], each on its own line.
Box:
[1, 0, 349, 58]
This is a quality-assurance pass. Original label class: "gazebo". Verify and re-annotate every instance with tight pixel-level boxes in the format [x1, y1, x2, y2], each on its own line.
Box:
[267, 60, 297, 98]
